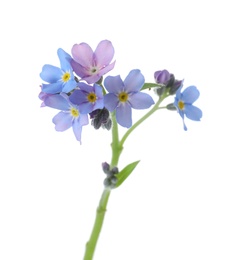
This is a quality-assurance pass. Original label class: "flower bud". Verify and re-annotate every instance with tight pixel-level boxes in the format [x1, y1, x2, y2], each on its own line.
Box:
[166, 103, 177, 111]
[90, 108, 112, 130]
[154, 86, 166, 97]
[169, 79, 183, 95]
[154, 70, 172, 85]
[102, 162, 110, 174]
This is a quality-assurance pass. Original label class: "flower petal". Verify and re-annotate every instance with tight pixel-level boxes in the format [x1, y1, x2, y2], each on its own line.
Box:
[129, 92, 154, 109]
[62, 79, 77, 93]
[52, 111, 72, 131]
[93, 98, 104, 111]
[98, 60, 116, 74]
[104, 75, 124, 93]
[184, 104, 202, 121]
[69, 90, 87, 105]
[71, 43, 93, 68]
[40, 65, 62, 83]
[44, 94, 70, 110]
[182, 86, 200, 104]
[42, 82, 63, 94]
[71, 60, 89, 78]
[124, 69, 145, 92]
[94, 40, 115, 67]
[116, 103, 132, 128]
[72, 114, 89, 143]
[57, 48, 72, 70]
[79, 102, 93, 114]
[78, 82, 93, 92]
[104, 93, 118, 111]
[93, 84, 103, 99]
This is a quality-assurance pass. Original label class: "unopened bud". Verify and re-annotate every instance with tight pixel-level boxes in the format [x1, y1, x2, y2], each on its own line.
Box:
[166, 103, 177, 111]
[154, 86, 166, 97]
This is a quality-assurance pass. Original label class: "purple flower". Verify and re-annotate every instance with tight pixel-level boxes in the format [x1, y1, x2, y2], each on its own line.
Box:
[104, 69, 155, 128]
[71, 40, 116, 84]
[174, 85, 202, 130]
[40, 48, 76, 94]
[69, 83, 104, 114]
[44, 93, 89, 143]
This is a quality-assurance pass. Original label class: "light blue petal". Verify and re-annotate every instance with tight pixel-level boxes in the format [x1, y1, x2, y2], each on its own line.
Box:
[44, 94, 70, 110]
[62, 80, 77, 93]
[182, 86, 200, 104]
[69, 90, 86, 105]
[184, 104, 202, 121]
[104, 93, 118, 111]
[93, 98, 104, 111]
[116, 103, 132, 128]
[94, 84, 104, 99]
[72, 114, 89, 143]
[42, 82, 63, 94]
[176, 110, 187, 131]
[79, 113, 89, 126]
[124, 69, 145, 92]
[57, 48, 72, 70]
[175, 85, 183, 100]
[183, 119, 187, 131]
[78, 82, 93, 92]
[129, 92, 154, 109]
[79, 102, 93, 114]
[40, 65, 62, 83]
[52, 111, 72, 131]
[104, 75, 124, 93]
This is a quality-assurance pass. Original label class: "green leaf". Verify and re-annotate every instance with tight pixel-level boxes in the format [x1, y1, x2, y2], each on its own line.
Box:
[141, 83, 161, 91]
[115, 160, 140, 188]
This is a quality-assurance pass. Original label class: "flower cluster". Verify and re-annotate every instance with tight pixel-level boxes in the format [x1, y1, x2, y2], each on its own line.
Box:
[39, 40, 202, 143]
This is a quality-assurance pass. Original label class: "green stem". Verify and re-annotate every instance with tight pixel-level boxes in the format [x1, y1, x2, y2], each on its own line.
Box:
[83, 113, 122, 260]
[110, 111, 123, 167]
[119, 93, 168, 147]
[83, 188, 111, 260]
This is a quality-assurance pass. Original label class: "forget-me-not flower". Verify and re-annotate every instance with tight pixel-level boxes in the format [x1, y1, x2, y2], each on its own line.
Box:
[174, 85, 202, 130]
[71, 40, 115, 84]
[69, 83, 104, 114]
[44, 93, 89, 143]
[40, 48, 76, 94]
[104, 69, 155, 128]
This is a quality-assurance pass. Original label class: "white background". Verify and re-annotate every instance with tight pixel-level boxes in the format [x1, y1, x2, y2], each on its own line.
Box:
[1, 0, 240, 259]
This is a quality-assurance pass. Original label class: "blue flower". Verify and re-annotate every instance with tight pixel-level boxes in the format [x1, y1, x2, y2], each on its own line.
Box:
[40, 48, 76, 94]
[104, 69, 155, 128]
[69, 83, 104, 114]
[43, 93, 89, 143]
[174, 85, 202, 130]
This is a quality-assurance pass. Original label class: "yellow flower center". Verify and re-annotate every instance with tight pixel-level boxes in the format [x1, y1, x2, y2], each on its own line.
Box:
[118, 92, 128, 102]
[178, 100, 185, 110]
[62, 72, 71, 82]
[87, 92, 97, 103]
[70, 107, 79, 118]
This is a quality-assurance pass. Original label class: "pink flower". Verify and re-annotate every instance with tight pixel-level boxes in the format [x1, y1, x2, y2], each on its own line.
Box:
[71, 40, 116, 84]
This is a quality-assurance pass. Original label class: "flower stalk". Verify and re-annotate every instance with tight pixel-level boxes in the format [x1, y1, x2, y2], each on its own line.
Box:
[83, 188, 111, 260]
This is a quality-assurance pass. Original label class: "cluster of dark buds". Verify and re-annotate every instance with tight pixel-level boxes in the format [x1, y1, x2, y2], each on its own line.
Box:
[89, 108, 112, 130]
[154, 69, 183, 96]
[102, 162, 119, 189]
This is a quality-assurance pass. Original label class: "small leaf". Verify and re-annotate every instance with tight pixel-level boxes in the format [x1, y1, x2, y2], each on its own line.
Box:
[141, 83, 161, 91]
[115, 160, 140, 188]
